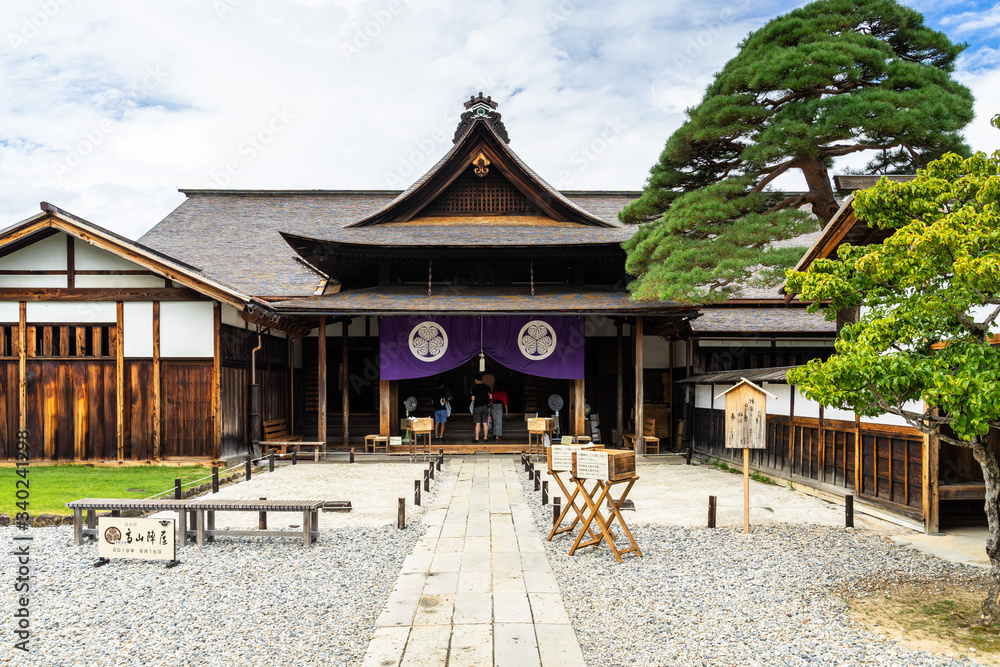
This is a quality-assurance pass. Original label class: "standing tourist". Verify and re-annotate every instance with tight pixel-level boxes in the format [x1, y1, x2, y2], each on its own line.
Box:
[470, 373, 491, 442]
[431, 378, 450, 442]
[491, 383, 508, 440]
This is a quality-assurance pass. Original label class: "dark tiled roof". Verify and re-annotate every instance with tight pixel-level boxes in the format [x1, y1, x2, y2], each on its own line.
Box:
[678, 366, 800, 384]
[691, 308, 836, 334]
[265, 285, 694, 315]
[139, 190, 637, 297]
[286, 224, 633, 248]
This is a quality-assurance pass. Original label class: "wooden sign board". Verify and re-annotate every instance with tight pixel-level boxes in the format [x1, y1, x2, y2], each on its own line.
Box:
[575, 450, 610, 480]
[98, 517, 176, 562]
[389, 436, 402, 447]
[527, 417, 553, 433]
[715, 379, 775, 450]
[409, 418, 433, 432]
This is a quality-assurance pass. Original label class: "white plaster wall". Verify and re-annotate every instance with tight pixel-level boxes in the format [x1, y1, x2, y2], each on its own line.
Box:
[643, 336, 671, 368]
[123, 302, 153, 358]
[824, 406, 857, 422]
[763, 383, 791, 416]
[0, 234, 66, 270]
[672, 340, 687, 368]
[860, 401, 921, 428]
[221, 304, 246, 329]
[712, 384, 736, 410]
[695, 384, 711, 409]
[794, 391, 822, 418]
[0, 275, 67, 288]
[26, 301, 116, 323]
[160, 302, 214, 357]
[75, 275, 165, 288]
[74, 238, 147, 271]
[0, 302, 19, 322]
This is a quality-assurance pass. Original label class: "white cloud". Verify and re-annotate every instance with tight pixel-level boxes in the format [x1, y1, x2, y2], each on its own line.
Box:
[0, 0, 996, 239]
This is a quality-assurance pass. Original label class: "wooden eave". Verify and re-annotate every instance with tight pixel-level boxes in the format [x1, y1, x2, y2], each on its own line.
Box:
[348, 121, 613, 228]
[0, 204, 250, 309]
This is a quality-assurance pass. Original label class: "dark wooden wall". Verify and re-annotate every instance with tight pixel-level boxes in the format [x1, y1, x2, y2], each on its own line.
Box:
[694, 407, 924, 516]
[162, 362, 212, 458]
[0, 361, 19, 458]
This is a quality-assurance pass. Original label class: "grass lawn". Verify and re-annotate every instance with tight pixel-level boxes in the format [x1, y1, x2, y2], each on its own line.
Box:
[2, 465, 212, 516]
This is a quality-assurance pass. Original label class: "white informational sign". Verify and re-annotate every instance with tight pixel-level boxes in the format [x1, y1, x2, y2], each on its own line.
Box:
[389, 436, 402, 447]
[550, 444, 595, 472]
[98, 517, 176, 562]
[575, 450, 609, 481]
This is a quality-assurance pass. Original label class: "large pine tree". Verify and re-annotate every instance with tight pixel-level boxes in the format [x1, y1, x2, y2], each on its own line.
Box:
[622, 0, 974, 304]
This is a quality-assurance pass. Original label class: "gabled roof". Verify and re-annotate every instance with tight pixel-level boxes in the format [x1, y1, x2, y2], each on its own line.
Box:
[0, 202, 251, 308]
[348, 111, 615, 228]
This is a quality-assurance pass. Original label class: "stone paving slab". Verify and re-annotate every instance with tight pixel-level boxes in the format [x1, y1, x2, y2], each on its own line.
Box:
[359, 458, 586, 667]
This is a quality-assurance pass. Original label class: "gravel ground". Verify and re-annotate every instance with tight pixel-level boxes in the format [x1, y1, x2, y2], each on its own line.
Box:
[1, 461, 450, 667]
[518, 459, 988, 667]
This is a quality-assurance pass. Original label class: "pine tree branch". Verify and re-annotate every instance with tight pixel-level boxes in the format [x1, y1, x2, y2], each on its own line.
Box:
[821, 141, 902, 158]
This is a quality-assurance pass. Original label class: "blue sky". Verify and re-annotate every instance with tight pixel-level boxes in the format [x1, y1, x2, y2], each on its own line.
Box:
[0, 0, 997, 238]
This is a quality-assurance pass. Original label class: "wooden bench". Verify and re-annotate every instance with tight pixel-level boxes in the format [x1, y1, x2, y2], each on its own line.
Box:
[939, 483, 986, 501]
[188, 499, 324, 547]
[623, 418, 660, 454]
[67, 498, 195, 546]
[258, 418, 325, 458]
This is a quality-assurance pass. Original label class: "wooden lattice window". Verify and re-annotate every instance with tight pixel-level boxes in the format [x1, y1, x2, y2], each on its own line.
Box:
[425, 167, 539, 216]
[17, 324, 115, 358]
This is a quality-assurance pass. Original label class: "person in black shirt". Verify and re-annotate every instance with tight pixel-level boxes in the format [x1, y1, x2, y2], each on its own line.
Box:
[470, 373, 492, 442]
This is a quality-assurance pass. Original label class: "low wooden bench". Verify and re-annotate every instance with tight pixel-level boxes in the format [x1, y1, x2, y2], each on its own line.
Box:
[188, 499, 324, 547]
[67, 498, 194, 546]
[939, 483, 986, 501]
[623, 418, 660, 454]
[257, 418, 325, 458]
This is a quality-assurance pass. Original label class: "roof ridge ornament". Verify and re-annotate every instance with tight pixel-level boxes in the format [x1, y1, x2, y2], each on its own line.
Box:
[454, 91, 510, 144]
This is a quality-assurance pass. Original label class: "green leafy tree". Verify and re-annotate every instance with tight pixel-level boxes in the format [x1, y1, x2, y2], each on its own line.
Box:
[785, 141, 1000, 622]
[623, 0, 974, 304]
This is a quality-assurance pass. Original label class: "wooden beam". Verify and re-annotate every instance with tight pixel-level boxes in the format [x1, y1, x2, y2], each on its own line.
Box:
[211, 302, 221, 461]
[317, 316, 327, 447]
[153, 302, 161, 461]
[66, 235, 75, 288]
[0, 288, 206, 301]
[571, 378, 585, 437]
[342, 319, 350, 449]
[854, 413, 862, 496]
[389, 380, 399, 437]
[379, 379, 390, 437]
[616, 320, 623, 447]
[18, 302, 26, 432]
[115, 302, 124, 461]
[634, 316, 644, 456]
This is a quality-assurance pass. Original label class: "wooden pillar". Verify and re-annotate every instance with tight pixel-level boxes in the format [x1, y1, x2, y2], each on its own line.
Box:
[923, 406, 939, 534]
[318, 316, 327, 446]
[342, 319, 350, 448]
[818, 404, 825, 482]
[18, 302, 26, 433]
[616, 319, 623, 447]
[115, 301, 124, 461]
[788, 386, 797, 474]
[389, 381, 399, 437]
[211, 302, 221, 461]
[571, 378, 585, 437]
[66, 236, 75, 288]
[634, 316, 644, 456]
[288, 337, 295, 435]
[854, 413, 862, 496]
[379, 379, 390, 436]
[153, 302, 161, 461]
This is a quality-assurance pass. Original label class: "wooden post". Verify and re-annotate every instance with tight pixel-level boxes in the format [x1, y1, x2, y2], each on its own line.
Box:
[553, 497, 561, 527]
[542, 480, 548, 505]
[397, 497, 406, 529]
[708, 495, 717, 528]
[245, 454, 251, 481]
[152, 302, 161, 461]
[289, 336, 295, 436]
[389, 380, 399, 437]
[342, 319, 350, 449]
[292, 449, 297, 465]
[924, 407, 940, 534]
[788, 385, 797, 475]
[211, 302, 221, 461]
[818, 404, 826, 483]
[318, 316, 327, 450]
[743, 448, 750, 534]
[18, 302, 26, 433]
[269, 450, 274, 472]
[212, 466, 219, 493]
[379, 379, 391, 437]
[116, 301, 124, 461]
[616, 319, 623, 447]
[845, 494, 854, 528]
[66, 236, 75, 288]
[259, 497, 267, 529]
[571, 378, 585, 438]
[634, 317, 644, 456]
[174, 478, 182, 500]
[414, 480, 421, 506]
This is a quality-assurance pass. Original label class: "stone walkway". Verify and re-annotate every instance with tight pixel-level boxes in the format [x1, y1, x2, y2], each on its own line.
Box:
[360, 458, 586, 667]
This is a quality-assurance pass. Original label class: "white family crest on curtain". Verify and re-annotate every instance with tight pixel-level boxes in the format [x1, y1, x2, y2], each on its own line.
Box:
[408, 321, 448, 362]
[518, 320, 557, 361]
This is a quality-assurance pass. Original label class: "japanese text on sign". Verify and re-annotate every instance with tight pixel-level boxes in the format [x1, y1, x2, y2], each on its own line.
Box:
[98, 517, 176, 562]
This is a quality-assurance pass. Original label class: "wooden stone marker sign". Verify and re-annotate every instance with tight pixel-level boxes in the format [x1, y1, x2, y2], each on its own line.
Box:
[548, 444, 594, 473]
[98, 516, 178, 567]
[715, 378, 776, 534]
